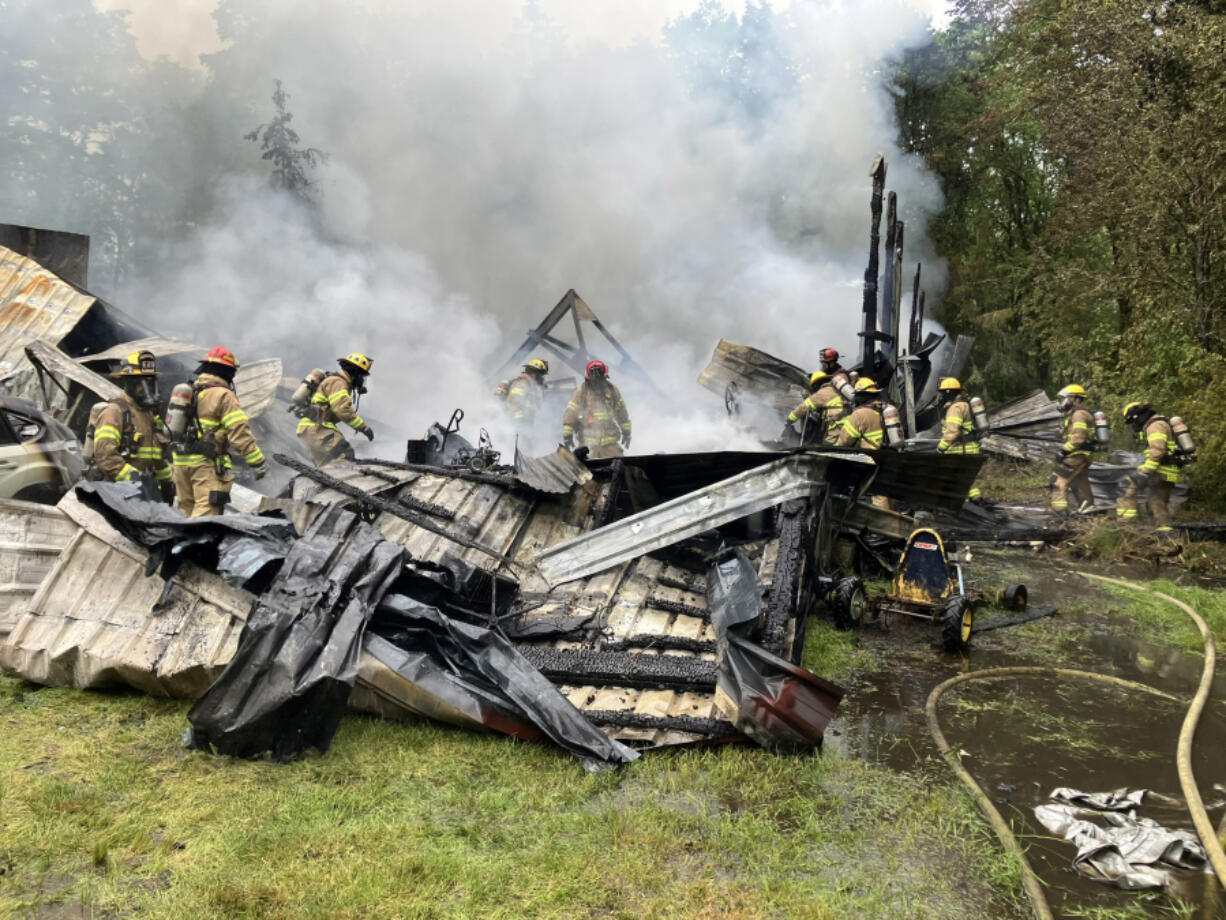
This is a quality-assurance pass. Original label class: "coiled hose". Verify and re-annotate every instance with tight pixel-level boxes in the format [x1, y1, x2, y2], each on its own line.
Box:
[925, 574, 1224, 920]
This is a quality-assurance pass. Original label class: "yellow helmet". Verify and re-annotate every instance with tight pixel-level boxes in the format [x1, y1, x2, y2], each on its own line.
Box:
[1058, 384, 1086, 399]
[939, 377, 962, 391]
[111, 350, 157, 378]
[339, 352, 373, 374]
[808, 370, 829, 389]
[1122, 401, 1149, 421]
[525, 357, 549, 374]
[854, 377, 881, 394]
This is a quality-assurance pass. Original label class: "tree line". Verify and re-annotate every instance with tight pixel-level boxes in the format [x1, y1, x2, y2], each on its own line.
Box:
[892, 0, 1226, 507]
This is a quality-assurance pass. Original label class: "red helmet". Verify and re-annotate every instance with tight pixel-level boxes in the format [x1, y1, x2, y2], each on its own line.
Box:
[204, 346, 238, 369]
[819, 347, 839, 364]
[586, 360, 608, 379]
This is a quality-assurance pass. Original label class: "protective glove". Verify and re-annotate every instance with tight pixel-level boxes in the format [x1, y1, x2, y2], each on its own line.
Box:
[1128, 468, 1150, 487]
[251, 462, 268, 480]
[362, 426, 375, 442]
[621, 432, 631, 450]
[1058, 447, 1072, 459]
[563, 434, 575, 450]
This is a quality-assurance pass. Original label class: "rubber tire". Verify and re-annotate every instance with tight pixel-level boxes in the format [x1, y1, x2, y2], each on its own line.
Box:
[832, 576, 867, 631]
[941, 595, 974, 652]
[1002, 583, 1028, 612]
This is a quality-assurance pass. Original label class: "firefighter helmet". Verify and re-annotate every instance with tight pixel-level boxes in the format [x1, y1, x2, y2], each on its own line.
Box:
[939, 377, 962, 391]
[808, 370, 830, 389]
[525, 358, 549, 374]
[1122, 401, 1150, 422]
[586, 360, 608, 379]
[339, 352, 373, 374]
[854, 378, 881, 394]
[819, 347, 839, 365]
[203, 346, 239, 370]
[111, 350, 158, 378]
[1057, 384, 1087, 399]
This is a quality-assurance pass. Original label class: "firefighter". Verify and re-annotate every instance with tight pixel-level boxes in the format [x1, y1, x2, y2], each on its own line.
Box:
[783, 371, 844, 444]
[505, 358, 548, 428]
[936, 377, 982, 501]
[561, 360, 631, 459]
[297, 352, 375, 467]
[835, 378, 886, 450]
[91, 350, 173, 499]
[818, 347, 856, 403]
[172, 346, 267, 517]
[1049, 384, 1095, 514]
[1116, 402, 1179, 531]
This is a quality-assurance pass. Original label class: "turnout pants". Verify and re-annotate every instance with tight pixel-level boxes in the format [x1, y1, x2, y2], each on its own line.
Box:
[1116, 474, 1175, 529]
[172, 463, 232, 518]
[1051, 454, 1093, 511]
[299, 426, 355, 468]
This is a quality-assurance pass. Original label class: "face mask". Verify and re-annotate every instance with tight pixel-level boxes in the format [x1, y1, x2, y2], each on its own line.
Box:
[132, 377, 160, 408]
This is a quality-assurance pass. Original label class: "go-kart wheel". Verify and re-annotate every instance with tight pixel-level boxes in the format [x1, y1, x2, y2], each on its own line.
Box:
[1002, 583, 1028, 611]
[832, 576, 868, 630]
[941, 595, 974, 652]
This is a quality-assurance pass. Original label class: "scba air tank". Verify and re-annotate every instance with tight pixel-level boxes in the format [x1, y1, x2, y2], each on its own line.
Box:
[969, 395, 990, 431]
[882, 404, 904, 447]
[1094, 410, 1111, 446]
[166, 383, 194, 440]
[83, 401, 110, 461]
[1170, 417, 1196, 456]
[291, 368, 327, 412]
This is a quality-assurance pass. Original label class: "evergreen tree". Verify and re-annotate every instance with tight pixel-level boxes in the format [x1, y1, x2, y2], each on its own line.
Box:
[244, 80, 327, 203]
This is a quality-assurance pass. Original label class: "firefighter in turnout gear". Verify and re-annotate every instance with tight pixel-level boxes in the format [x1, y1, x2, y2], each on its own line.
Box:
[835, 378, 886, 450]
[818, 347, 856, 404]
[505, 357, 549, 449]
[171, 347, 267, 517]
[91, 350, 172, 498]
[1051, 384, 1095, 514]
[784, 371, 844, 444]
[936, 377, 982, 501]
[297, 353, 374, 467]
[1116, 402, 1179, 531]
[562, 360, 631, 459]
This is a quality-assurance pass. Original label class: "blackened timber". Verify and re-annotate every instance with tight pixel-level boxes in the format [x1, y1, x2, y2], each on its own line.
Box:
[521, 647, 717, 691]
[591, 458, 624, 529]
[880, 191, 897, 362]
[645, 597, 711, 620]
[763, 498, 807, 656]
[582, 710, 737, 738]
[600, 636, 716, 655]
[909, 263, 924, 355]
[274, 453, 518, 567]
[860, 155, 887, 368]
[347, 467, 457, 519]
[355, 458, 531, 491]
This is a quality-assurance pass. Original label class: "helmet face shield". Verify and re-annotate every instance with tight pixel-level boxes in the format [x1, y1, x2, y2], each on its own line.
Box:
[128, 376, 160, 408]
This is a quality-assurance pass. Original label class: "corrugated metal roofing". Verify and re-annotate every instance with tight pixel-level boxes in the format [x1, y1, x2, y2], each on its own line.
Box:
[0, 498, 79, 640]
[0, 244, 97, 384]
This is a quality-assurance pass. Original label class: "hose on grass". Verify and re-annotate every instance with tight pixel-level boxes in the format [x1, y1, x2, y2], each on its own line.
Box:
[925, 576, 1223, 920]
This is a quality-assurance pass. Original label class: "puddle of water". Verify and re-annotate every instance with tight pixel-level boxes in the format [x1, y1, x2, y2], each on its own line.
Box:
[825, 555, 1226, 919]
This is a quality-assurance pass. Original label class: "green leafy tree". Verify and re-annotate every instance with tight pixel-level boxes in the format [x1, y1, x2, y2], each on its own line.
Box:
[244, 80, 327, 203]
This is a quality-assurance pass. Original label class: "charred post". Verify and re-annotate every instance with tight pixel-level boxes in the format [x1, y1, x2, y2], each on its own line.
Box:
[880, 191, 898, 363]
[859, 155, 887, 369]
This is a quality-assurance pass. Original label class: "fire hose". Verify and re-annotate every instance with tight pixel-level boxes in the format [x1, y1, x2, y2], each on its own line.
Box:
[925, 574, 1224, 920]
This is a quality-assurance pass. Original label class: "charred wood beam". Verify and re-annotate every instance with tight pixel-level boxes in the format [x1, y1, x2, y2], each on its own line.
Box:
[600, 636, 716, 655]
[520, 647, 717, 691]
[355, 457, 532, 491]
[656, 575, 704, 593]
[274, 453, 517, 567]
[591, 458, 624, 529]
[645, 597, 711, 621]
[346, 467, 457, 520]
[860, 155, 887, 368]
[582, 710, 737, 738]
[763, 498, 807, 656]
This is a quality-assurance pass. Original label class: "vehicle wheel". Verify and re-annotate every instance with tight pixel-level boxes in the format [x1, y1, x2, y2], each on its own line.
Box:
[1002, 583, 1028, 611]
[832, 576, 868, 630]
[941, 595, 974, 652]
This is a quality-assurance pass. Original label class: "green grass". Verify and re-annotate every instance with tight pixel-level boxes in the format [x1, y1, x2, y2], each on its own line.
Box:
[1098, 578, 1226, 653]
[0, 673, 1023, 920]
[975, 458, 1051, 505]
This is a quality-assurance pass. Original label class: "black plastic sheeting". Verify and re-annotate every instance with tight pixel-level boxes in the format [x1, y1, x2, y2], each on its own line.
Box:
[367, 595, 639, 772]
[74, 481, 294, 592]
[187, 506, 404, 761]
[706, 548, 845, 754]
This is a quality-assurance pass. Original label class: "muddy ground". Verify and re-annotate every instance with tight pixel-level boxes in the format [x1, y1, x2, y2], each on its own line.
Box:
[824, 543, 1226, 919]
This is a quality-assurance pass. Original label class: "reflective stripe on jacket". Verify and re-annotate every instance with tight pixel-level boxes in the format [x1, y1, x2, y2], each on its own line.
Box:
[561, 380, 630, 446]
[787, 385, 843, 427]
[505, 373, 544, 422]
[1139, 417, 1180, 483]
[835, 405, 884, 450]
[173, 373, 264, 469]
[93, 394, 171, 482]
[938, 398, 979, 455]
[296, 370, 367, 436]
[1062, 406, 1094, 456]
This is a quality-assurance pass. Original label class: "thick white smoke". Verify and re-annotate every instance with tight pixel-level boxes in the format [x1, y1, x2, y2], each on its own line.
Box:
[10, 0, 946, 453]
